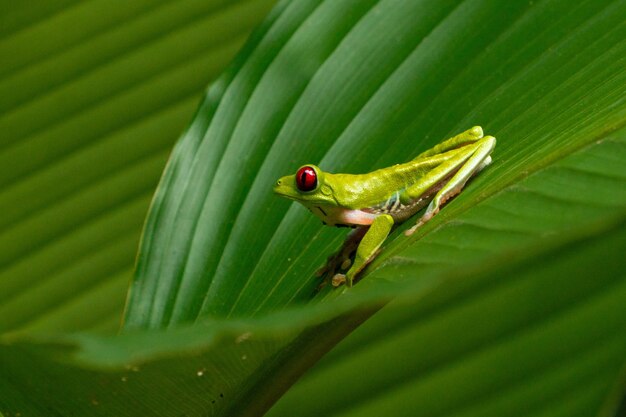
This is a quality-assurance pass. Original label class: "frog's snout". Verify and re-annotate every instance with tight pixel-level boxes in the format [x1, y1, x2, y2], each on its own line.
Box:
[274, 175, 298, 198]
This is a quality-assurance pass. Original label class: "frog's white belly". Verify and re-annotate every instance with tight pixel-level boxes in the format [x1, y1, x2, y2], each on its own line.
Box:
[308, 205, 377, 227]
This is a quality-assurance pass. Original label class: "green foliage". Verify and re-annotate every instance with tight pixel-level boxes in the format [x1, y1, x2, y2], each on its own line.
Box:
[0, 0, 277, 335]
[1, 0, 625, 416]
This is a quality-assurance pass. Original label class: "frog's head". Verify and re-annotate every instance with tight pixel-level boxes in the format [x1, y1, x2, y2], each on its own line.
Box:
[274, 165, 337, 207]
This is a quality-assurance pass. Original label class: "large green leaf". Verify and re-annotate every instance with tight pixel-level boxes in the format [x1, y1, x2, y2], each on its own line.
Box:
[0, 0, 277, 335]
[124, 0, 626, 326]
[2, 0, 626, 416]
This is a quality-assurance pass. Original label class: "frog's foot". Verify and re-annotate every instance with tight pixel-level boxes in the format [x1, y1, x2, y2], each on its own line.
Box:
[314, 248, 354, 279]
[314, 246, 355, 290]
[315, 227, 367, 283]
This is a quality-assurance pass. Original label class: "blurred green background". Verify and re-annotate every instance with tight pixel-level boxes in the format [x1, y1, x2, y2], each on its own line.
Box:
[1, 1, 625, 416]
[0, 0, 277, 335]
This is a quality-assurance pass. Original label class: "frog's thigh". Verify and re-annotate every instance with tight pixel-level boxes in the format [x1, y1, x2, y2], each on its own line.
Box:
[424, 136, 496, 220]
[404, 142, 481, 202]
[345, 214, 394, 287]
[404, 136, 495, 236]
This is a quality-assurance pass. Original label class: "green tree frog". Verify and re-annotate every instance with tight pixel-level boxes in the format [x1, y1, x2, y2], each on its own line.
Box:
[274, 126, 496, 287]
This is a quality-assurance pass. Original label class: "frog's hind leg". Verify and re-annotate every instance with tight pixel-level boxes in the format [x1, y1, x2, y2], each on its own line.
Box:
[414, 126, 484, 160]
[405, 135, 496, 236]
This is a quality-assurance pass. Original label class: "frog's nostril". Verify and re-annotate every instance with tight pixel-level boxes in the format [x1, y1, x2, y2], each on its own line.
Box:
[276, 180, 282, 186]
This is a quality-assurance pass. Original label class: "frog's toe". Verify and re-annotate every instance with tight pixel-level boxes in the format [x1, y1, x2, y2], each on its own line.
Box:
[477, 155, 492, 171]
[332, 274, 346, 287]
[316, 279, 328, 292]
[469, 126, 483, 138]
[314, 265, 327, 277]
[404, 223, 419, 236]
[340, 258, 352, 271]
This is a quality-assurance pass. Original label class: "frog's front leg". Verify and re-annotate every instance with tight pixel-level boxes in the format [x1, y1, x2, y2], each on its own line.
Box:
[405, 135, 496, 236]
[332, 214, 394, 287]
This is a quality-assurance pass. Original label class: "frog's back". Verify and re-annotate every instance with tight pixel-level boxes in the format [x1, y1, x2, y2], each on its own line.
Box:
[325, 158, 435, 209]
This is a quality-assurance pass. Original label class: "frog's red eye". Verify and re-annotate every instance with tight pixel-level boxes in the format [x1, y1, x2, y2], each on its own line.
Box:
[296, 166, 317, 191]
